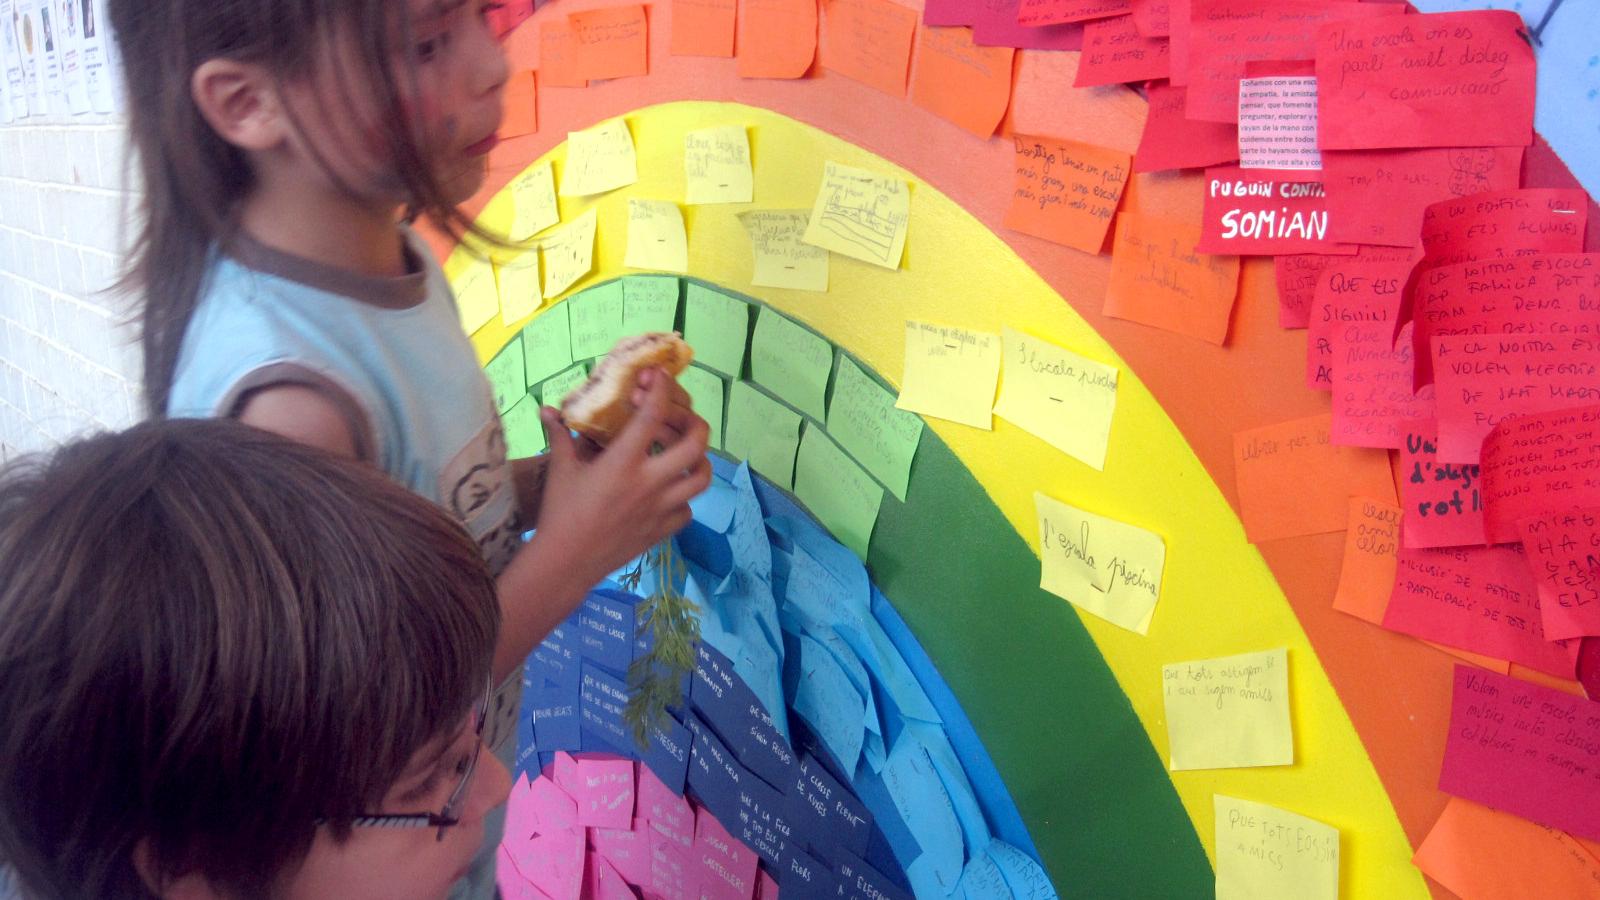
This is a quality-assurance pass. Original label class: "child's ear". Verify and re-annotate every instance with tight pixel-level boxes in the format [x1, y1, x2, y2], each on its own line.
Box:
[132, 838, 222, 900]
[191, 58, 288, 153]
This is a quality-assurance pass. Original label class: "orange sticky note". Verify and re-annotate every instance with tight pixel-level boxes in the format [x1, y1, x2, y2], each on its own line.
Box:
[822, 0, 917, 96]
[672, 0, 736, 56]
[1104, 213, 1238, 344]
[500, 70, 537, 138]
[1415, 798, 1600, 900]
[1003, 135, 1129, 255]
[540, 19, 589, 88]
[569, 5, 649, 81]
[909, 25, 1014, 139]
[1233, 413, 1396, 543]
[1332, 496, 1400, 624]
[738, 0, 817, 79]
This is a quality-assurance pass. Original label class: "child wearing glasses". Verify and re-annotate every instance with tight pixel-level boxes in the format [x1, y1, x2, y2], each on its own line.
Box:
[0, 419, 511, 899]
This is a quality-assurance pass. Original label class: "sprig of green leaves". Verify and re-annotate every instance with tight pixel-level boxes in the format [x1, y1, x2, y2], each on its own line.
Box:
[620, 539, 700, 748]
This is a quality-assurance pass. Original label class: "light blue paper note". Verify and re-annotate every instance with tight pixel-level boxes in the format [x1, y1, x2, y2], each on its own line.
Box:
[882, 738, 965, 895]
[790, 634, 867, 774]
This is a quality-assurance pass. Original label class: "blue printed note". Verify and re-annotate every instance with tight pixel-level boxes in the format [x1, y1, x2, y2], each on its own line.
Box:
[530, 680, 580, 750]
[837, 851, 914, 900]
[579, 660, 631, 749]
[788, 633, 866, 775]
[531, 623, 581, 689]
[639, 711, 693, 797]
[689, 640, 794, 792]
[881, 739, 964, 894]
[685, 711, 748, 825]
[576, 589, 635, 675]
[784, 752, 873, 861]
[732, 760, 792, 866]
[778, 845, 842, 899]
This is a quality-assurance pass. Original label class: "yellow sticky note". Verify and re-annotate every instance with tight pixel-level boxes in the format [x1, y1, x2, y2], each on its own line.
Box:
[685, 126, 754, 205]
[1034, 491, 1164, 634]
[510, 161, 560, 240]
[1215, 796, 1339, 900]
[994, 327, 1118, 469]
[895, 320, 1001, 429]
[496, 252, 542, 326]
[560, 118, 638, 197]
[541, 209, 597, 299]
[625, 200, 689, 273]
[1163, 648, 1292, 771]
[453, 257, 498, 336]
[802, 161, 910, 270]
[739, 210, 829, 292]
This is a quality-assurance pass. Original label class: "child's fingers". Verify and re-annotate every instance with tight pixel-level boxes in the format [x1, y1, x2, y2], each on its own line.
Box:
[540, 407, 577, 465]
[643, 417, 710, 481]
[657, 458, 713, 510]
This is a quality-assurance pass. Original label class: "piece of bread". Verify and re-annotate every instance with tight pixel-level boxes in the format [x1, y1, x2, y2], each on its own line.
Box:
[561, 332, 694, 442]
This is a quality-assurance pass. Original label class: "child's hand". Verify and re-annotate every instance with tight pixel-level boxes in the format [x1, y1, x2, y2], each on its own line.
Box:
[535, 374, 712, 587]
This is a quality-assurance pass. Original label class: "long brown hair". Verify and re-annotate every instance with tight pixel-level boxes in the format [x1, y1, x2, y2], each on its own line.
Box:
[108, 0, 498, 417]
[0, 418, 500, 898]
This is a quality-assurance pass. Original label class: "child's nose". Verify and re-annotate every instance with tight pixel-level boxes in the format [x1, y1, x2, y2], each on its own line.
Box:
[464, 744, 513, 823]
[466, 17, 510, 100]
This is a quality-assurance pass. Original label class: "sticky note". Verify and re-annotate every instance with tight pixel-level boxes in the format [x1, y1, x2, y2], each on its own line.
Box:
[539, 19, 588, 88]
[569, 5, 648, 81]
[522, 303, 574, 388]
[1432, 335, 1600, 464]
[1232, 413, 1396, 543]
[453, 257, 499, 336]
[802, 162, 910, 270]
[1518, 510, 1600, 642]
[1130, 0, 1167, 36]
[561, 119, 638, 196]
[672, 0, 736, 57]
[625, 200, 689, 273]
[1414, 798, 1600, 900]
[685, 126, 753, 205]
[620, 275, 680, 338]
[1134, 82, 1238, 173]
[500, 70, 537, 139]
[1480, 405, 1600, 545]
[909, 25, 1014, 139]
[1214, 796, 1338, 900]
[1397, 420, 1485, 550]
[1316, 10, 1535, 150]
[1332, 497, 1401, 625]
[738, 210, 829, 292]
[694, 807, 760, 898]
[1322, 147, 1522, 247]
[821, 0, 917, 97]
[496, 252, 542, 326]
[1074, 14, 1169, 87]
[1328, 295, 1432, 451]
[1004, 135, 1128, 255]
[485, 337, 527, 414]
[1014, 0, 1127, 27]
[1104, 213, 1238, 345]
[1419, 188, 1588, 267]
[568, 281, 624, 360]
[1197, 167, 1345, 255]
[1441, 666, 1600, 840]
[750, 307, 833, 421]
[971, 0, 1081, 51]
[1237, 77, 1320, 171]
[794, 424, 883, 560]
[1303, 249, 1416, 392]
[880, 740, 965, 894]
[895, 321, 1001, 429]
[540, 362, 590, 408]
[683, 285, 750, 376]
[724, 381, 803, 488]
[736, 0, 817, 79]
[1034, 491, 1164, 634]
[540, 208, 597, 298]
[827, 356, 923, 501]
[994, 327, 1118, 470]
[502, 395, 548, 459]
[510, 161, 559, 240]
[1273, 254, 1329, 329]
[1163, 648, 1292, 770]
[566, 756, 635, 829]
[680, 364, 726, 449]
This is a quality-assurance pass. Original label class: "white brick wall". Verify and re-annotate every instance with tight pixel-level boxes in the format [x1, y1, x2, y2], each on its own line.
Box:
[0, 107, 142, 463]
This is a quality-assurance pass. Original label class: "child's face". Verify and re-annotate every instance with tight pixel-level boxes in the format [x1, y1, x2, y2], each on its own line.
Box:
[280, 0, 510, 210]
[278, 712, 512, 900]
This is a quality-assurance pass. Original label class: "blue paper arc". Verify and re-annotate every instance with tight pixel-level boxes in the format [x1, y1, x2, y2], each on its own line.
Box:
[515, 455, 1057, 899]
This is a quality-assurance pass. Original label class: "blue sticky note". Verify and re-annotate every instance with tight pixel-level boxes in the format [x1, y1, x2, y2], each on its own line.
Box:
[842, 616, 941, 727]
[956, 846, 1011, 900]
[514, 699, 539, 781]
[731, 759, 792, 866]
[531, 623, 581, 690]
[579, 660, 631, 750]
[778, 845, 842, 900]
[850, 768, 922, 874]
[689, 477, 738, 533]
[690, 641, 795, 793]
[728, 464, 774, 585]
[530, 680, 580, 752]
[787, 634, 866, 776]
[576, 589, 635, 675]
[784, 752, 873, 861]
[905, 852, 961, 900]
[988, 840, 1059, 900]
[836, 851, 914, 900]
[639, 711, 692, 796]
[904, 720, 991, 856]
[880, 739, 964, 895]
[685, 711, 747, 825]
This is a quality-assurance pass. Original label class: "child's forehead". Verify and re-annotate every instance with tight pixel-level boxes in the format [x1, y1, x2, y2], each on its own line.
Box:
[410, 0, 470, 26]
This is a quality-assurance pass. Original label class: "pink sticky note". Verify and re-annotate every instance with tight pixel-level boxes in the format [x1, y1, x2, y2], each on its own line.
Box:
[1398, 420, 1487, 550]
[638, 767, 695, 849]
[583, 852, 635, 900]
[1275, 254, 1331, 329]
[1431, 334, 1600, 464]
[497, 846, 542, 900]
[1519, 509, 1600, 642]
[694, 808, 759, 900]
[569, 758, 636, 829]
[1330, 317, 1433, 450]
[517, 825, 585, 900]
[504, 773, 540, 844]
[1481, 405, 1600, 545]
[1441, 665, 1600, 840]
[528, 775, 579, 833]
[649, 828, 695, 900]
[591, 820, 652, 886]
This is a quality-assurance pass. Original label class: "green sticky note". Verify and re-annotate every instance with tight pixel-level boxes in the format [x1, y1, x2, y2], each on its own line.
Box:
[502, 394, 548, 459]
[724, 381, 802, 488]
[683, 284, 750, 377]
[522, 303, 573, 388]
[569, 282, 624, 360]
[794, 423, 883, 560]
[540, 362, 590, 408]
[750, 307, 833, 421]
[484, 337, 528, 415]
[679, 364, 726, 450]
[826, 356, 924, 501]
[622, 275, 681, 337]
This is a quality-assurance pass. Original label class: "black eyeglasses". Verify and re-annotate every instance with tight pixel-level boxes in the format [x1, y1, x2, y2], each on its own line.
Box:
[336, 673, 493, 842]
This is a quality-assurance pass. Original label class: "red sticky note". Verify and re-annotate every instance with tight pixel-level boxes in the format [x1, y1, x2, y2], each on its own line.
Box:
[1185, 0, 1387, 123]
[1074, 14, 1169, 87]
[1233, 412, 1397, 543]
[1321, 147, 1523, 247]
[1432, 334, 1600, 464]
[1519, 509, 1600, 642]
[540, 18, 590, 88]
[1104, 212, 1238, 344]
[738, 0, 819, 79]
[1166, 0, 1191, 83]
[500, 70, 537, 138]
[1275, 254, 1331, 329]
[673, 0, 737, 56]
[1003, 135, 1130, 254]
[1385, 544, 1575, 678]
[1305, 248, 1416, 392]
[1016, 0, 1128, 28]
[1134, 82, 1237, 173]
[1581, 638, 1600, 702]
[489, 0, 535, 38]
[910, 25, 1015, 139]
[1130, 0, 1169, 37]
[1331, 316, 1433, 450]
[1419, 188, 1591, 268]
[1440, 666, 1600, 839]
[924, 0, 976, 26]
[569, 5, 650, 81]
[972, 0, 1083, 50]
[823, 0, 918, 96]
[694, 807, 759, 900]
[1198, 167, 1353, 255]
[1316, 10, 1536, 151]
[1481, 404, 1600, 545]
[1399, 419, 1487, 550]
